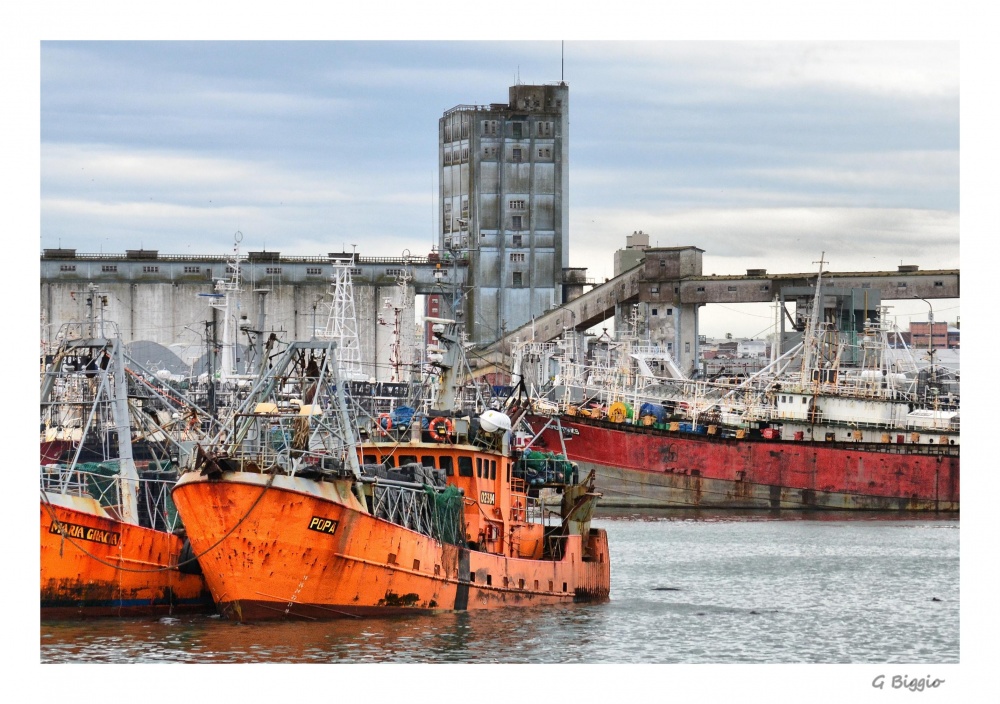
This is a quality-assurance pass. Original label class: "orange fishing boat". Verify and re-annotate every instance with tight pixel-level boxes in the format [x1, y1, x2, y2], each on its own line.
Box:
[41, 306, 211, 618]
[172, 325, 611, 621]
[40, 490, 210, 619]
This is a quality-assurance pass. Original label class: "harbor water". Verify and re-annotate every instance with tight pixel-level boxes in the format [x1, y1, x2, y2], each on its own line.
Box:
[40, 510, 959, 666]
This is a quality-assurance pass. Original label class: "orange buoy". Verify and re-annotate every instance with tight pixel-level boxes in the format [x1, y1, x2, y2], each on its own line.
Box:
[428, 417, 454, 442]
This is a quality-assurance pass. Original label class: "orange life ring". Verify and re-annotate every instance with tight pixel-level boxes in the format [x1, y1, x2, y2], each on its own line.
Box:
[428, 417, 454, 442]
[376, 413, 393, 436]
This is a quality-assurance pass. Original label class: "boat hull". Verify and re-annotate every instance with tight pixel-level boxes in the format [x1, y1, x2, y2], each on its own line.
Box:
[172, 471, 610, 621]
[526, 415, 959, 511]
[40, 496, 212, 618]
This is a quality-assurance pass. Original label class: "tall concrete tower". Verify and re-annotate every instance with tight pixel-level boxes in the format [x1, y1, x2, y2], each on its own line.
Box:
[439, 82, 569, 346]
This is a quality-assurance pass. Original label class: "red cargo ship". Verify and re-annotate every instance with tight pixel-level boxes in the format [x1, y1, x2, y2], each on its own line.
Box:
[524, 412, 958, 510]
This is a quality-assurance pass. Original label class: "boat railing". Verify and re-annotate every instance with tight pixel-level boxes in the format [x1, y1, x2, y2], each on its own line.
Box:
[369, 480, 465, 546]
[39, 464, 185, 533]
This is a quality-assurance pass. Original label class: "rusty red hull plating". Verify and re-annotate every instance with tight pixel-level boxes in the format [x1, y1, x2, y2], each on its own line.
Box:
[528, 415, 959, 511]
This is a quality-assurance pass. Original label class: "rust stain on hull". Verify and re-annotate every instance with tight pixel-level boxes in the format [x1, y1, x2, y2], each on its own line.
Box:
[172, 475, 610, 622]
[531, 415, 959, 511]
[40, 503, 212, 618]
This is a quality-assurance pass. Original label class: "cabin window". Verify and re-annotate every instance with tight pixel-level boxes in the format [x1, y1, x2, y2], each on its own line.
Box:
[458, 456, 473, 477]
[421, 456, 436, 467]
[439, 456, 454, 476]
[381, 456, 396, 468]
[490, 460, 496, 480]
[469, 572, 476, 583]
[363, 454, 377, 465]
[486, 574, 492, 586]
[476, 457, 483, 478]
[400, 455, 417, 466]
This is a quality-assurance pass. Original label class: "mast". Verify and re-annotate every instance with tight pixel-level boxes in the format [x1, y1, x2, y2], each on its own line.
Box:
[200, 231, 244, 384]
[318, 255, 365, 381]
[801, 252, 827, 380]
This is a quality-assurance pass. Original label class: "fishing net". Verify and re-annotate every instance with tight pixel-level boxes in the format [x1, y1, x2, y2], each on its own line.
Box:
[424, 484, 465, 547]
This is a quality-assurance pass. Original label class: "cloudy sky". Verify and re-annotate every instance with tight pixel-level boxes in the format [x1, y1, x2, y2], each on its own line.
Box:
[37, 37, 962, 337]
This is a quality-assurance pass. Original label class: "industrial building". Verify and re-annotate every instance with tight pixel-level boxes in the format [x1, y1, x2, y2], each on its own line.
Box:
[438, 82, 571, 346]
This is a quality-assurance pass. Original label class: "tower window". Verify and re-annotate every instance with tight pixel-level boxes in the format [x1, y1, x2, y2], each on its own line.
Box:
[512, 122, 524, 138]
[510, 253, 525, 262]
[512, 215, 523, 229]
[512, 272, 523, 287]
[512, 234, 522, 246]
[512, 147, 523, 162]
[509, 199, 526, 210]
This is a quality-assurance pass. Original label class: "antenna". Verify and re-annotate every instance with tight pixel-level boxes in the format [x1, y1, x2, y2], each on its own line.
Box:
[561, 40, 564, 82]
